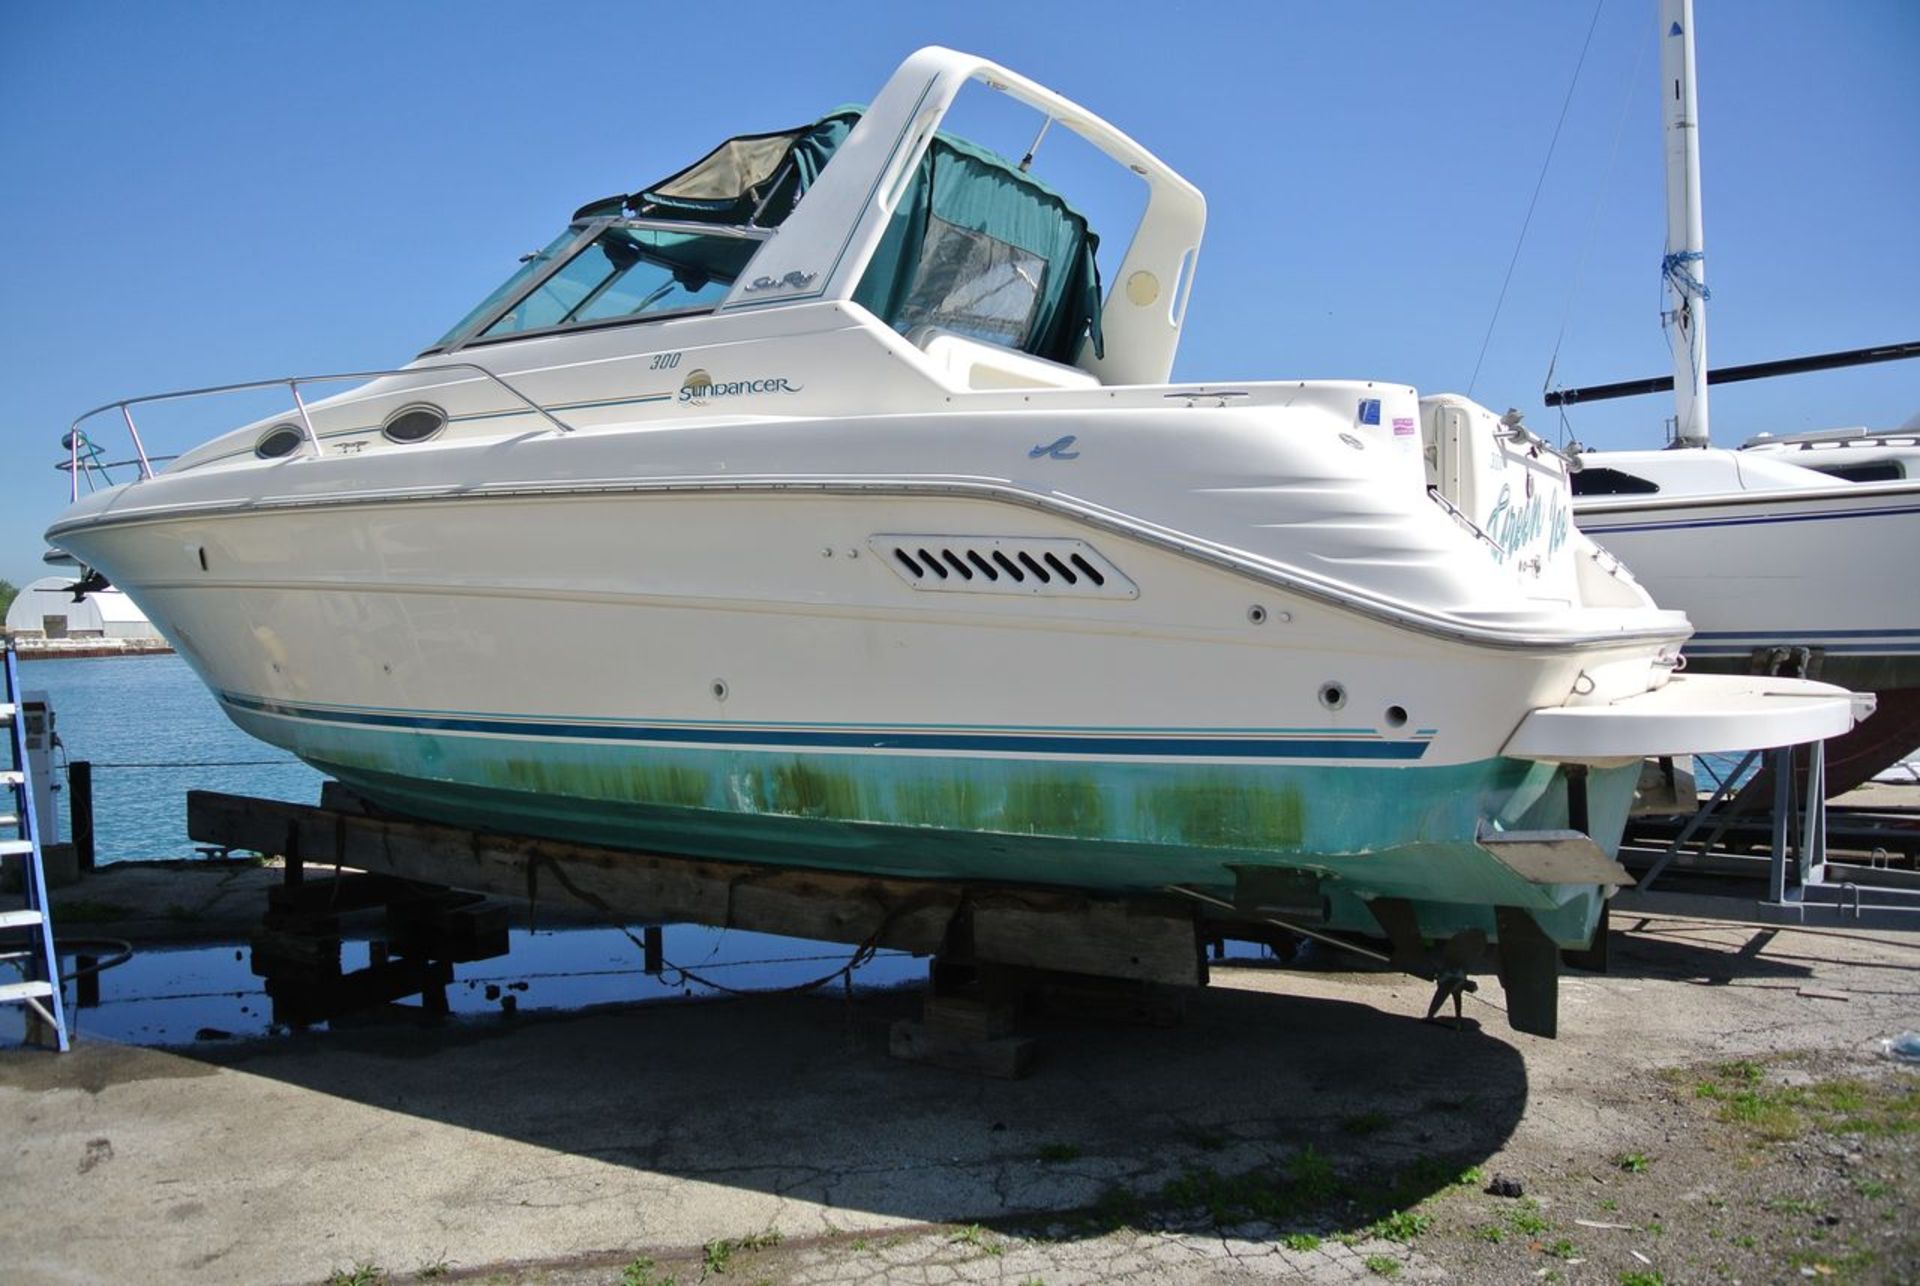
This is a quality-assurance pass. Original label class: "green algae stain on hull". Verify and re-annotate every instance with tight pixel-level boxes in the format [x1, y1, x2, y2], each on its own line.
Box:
[768, 758, 867, 820]
[317, 758, 1619, 947]
[1002, 774, 1107, 836]
[233, 705, 1631, 944]
[1141, 777, 1305, 850]
[892, 774, 989, 830]
[484, 754, 716, 810]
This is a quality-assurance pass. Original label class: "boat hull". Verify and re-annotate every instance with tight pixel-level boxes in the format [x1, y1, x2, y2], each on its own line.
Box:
[50, 481, 1662, 948]
[282, 725, 1628, 949]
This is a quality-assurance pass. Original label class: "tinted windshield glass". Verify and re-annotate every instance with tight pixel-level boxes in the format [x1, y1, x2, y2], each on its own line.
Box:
[431, 228, 579, 349]
[478, 226, 755, 340]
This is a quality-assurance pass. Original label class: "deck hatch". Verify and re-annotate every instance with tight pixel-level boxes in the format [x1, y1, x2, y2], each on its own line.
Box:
[871, 535, 1138, 599]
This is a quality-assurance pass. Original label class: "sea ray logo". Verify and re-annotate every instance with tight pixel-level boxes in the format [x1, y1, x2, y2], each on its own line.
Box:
[1028, 435, 1080, 460]
[743, 269, 818, 293]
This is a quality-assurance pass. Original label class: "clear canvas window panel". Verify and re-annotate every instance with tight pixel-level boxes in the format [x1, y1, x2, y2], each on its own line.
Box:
[895, 216, 1048, 350]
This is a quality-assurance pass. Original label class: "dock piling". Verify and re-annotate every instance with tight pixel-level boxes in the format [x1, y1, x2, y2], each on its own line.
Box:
[68, 760, 93, 873]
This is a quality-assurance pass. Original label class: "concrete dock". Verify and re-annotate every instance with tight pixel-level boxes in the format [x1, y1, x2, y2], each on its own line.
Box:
[4, 902, 1917, 1284]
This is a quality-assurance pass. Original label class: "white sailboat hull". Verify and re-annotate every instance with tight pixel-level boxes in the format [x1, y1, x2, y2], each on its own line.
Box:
[1577, 482, 1920, 688]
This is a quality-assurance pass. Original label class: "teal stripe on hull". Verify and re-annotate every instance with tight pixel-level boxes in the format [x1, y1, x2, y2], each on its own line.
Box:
[218, 692, 1435, 761]
[230, 705, 1634, 947]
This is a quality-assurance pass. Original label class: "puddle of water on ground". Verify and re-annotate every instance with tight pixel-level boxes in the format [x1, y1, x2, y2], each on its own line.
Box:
[2, 923, 935, 1049]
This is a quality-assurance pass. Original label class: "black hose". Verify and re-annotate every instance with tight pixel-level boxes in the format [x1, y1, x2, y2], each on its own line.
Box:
[0, 934, 135, 981]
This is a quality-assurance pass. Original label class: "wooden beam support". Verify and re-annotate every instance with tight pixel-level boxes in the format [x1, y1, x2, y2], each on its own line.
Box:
[188, 790, 1203, 987]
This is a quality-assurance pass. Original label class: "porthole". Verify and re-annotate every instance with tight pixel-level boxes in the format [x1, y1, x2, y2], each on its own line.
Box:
[1384, 705, 1408, 728]
[382, 403, 447, 444]
[1318, 682, 1347, 711]
[254, 424, 305, 459]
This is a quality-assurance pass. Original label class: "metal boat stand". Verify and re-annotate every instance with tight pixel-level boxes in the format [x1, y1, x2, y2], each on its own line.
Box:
[1616, 738, 1920, 930]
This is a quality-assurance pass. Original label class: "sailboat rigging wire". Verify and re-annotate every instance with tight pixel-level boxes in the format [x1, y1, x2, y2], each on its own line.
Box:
[1467, 0, 1609, 398]
[1543, 21, 1650, 445]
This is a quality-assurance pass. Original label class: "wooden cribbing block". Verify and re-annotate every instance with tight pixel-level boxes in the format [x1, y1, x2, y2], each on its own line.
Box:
[249, 927, 342, 978]
[1026, 974, 1188, 1028]
[268, 872, 418, 916]
[388, 897, 512, 963]
[889, 1019, 1038, 1079]
[921, 992, 1017, 1041]
[265, 957, 454, 1027]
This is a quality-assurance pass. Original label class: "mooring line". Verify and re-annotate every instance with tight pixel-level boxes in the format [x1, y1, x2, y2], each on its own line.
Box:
[526, 852, 954, 999]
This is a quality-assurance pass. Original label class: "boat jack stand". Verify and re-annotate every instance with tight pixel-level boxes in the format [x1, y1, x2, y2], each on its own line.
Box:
[1366, 898, 1487, 1031]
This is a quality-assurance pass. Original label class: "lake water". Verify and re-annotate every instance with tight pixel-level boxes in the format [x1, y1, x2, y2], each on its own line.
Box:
[21, 651, 324, 862]
[53, 924, 933, 1046]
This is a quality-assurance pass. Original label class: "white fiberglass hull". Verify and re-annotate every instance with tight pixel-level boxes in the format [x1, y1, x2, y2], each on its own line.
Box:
[52, 441, 1865, 948]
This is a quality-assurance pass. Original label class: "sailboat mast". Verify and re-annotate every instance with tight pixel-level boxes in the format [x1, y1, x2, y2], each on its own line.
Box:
[1662, 0, 1710, 446]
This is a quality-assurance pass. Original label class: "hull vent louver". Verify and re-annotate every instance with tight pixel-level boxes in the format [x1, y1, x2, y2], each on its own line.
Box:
[871, 535, 1138, 599]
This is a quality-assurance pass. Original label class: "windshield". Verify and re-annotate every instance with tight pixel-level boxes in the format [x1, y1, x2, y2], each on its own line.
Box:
[452, 224, 759, 345]
[430, 228, 580, 350]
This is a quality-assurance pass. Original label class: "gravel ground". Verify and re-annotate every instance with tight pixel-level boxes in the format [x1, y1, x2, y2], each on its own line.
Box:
[366, 1039, 1918, 1286]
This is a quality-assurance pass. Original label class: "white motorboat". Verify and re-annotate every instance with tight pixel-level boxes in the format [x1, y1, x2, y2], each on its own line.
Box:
[45, 46, 1861, 1034]
[1567, 0, 1918, 791]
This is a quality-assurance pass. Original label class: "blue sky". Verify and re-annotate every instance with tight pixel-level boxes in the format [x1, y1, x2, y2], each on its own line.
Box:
[2, 1, 1914, 590]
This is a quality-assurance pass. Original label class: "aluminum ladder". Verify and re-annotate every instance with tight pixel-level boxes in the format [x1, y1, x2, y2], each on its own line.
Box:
[1, 640, 69, 1050]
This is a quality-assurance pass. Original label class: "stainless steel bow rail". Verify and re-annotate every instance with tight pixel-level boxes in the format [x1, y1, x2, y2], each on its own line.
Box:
[58, 363, 573, 501]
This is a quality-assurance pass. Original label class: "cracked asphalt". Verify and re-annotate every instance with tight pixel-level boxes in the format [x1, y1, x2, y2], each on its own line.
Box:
[2, 910, 1916, 1284]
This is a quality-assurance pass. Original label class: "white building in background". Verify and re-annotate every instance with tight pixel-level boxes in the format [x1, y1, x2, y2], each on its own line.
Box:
[5, 576, 164, 641]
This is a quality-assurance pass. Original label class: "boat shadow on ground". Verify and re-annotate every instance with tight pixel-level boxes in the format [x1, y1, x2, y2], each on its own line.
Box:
[1218, 914, 1827, 993]
[183, 979, 1529, 1237]
[1603, 916, 1920, 995]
